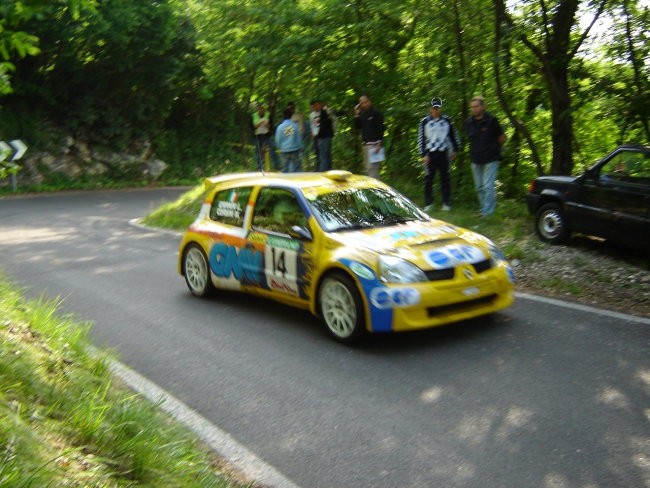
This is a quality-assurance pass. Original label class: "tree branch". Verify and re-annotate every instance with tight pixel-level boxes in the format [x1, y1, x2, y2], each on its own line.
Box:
[569, 0, 608, 59]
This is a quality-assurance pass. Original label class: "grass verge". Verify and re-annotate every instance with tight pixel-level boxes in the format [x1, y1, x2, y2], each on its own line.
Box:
[0, 275, 247, 488]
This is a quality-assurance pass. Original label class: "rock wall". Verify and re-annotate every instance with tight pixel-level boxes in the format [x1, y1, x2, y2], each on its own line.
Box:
[2, 137, 167, 189]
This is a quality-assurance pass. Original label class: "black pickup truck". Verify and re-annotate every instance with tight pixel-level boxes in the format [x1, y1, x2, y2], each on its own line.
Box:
[526, 144, 650, 251]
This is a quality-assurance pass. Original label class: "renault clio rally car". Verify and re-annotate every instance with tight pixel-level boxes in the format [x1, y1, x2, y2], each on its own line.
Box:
[178, 170, 514, 343]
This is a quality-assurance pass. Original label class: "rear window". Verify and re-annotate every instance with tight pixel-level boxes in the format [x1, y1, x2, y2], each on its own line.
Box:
[209, 187, 253, 227]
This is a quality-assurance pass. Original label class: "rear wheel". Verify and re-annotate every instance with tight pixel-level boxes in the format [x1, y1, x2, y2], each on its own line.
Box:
[183, 244, 215, 297]
[318, 273, 366, 344]
[535, 203, 570, 244]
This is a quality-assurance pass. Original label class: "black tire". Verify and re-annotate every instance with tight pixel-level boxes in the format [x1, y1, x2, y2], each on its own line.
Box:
[182, 244, 215, 297]
[535, 202, 570, 244]
[318, 273, 366, 344]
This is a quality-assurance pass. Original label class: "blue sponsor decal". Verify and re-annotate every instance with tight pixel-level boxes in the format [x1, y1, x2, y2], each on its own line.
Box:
[370, 287, 420, 309]
[339, 258, 393, 333]
[372, 289, 391, 308]
[390, 230, 419, 240]
[210, 242, 264, 285]
[425, 244, 486, 269]
[428, 251, 451, 267]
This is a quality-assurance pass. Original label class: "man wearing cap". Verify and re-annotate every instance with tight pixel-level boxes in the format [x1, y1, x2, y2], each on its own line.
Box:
[464, 96, 506, 216]
[417, 97, 461, 212]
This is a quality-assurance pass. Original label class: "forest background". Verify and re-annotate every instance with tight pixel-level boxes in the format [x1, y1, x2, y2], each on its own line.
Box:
[0, 0, 647, 201]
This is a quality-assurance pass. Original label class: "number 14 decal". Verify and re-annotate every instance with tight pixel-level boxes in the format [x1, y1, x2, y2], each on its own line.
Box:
[265, 244, 299, 296]
[265, 245, 298, 279]
[271, 247, 287, 276]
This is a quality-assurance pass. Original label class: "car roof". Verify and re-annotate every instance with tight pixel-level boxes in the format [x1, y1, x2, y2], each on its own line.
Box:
[203, 170, 386, 193]
[616, 143, 649, 152]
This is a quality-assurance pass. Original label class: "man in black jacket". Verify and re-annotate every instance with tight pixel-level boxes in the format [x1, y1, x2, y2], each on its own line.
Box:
[354, 95, 384, 180]
[310, 99, 335, 172]
[464, 96, 506, 216]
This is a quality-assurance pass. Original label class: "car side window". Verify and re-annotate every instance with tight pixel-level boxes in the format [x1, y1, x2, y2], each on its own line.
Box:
[209, 187, 252, 227]
[602, 152, 650, 183]
[252, 188, 306, 234]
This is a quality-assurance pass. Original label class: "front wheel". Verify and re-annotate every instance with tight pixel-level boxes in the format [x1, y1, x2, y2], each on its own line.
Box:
[535, 202, 570, 244]
[318, 273, 366, 344]
[182, 244, 215, 297]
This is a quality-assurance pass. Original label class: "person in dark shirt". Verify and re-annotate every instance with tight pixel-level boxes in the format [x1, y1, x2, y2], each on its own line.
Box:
[310, 99, 335, 172]
[354, 94, 385, 180]
[464, 96, 506, 216]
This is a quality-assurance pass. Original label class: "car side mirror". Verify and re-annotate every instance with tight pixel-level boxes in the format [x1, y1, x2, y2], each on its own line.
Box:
[289, 225, 313, 241]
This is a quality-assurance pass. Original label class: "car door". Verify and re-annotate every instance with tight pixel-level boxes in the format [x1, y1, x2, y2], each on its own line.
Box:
[598, 151, 650, 249]
[203, 185, 258, 290]
[578, 149, 650, 248]
[572, 170, 613, 239]
[247, 187, 313, 303]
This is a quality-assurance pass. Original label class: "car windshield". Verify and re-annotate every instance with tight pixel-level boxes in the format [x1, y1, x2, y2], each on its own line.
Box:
[308, 187, 427, 232]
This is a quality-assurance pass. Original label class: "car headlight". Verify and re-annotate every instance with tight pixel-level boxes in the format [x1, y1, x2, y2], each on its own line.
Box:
[488, 242, 507, 263]
[379, 255, 427, 283]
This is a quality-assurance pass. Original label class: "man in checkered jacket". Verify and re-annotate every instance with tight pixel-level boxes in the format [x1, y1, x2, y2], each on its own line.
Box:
[417, 97, 461, 212]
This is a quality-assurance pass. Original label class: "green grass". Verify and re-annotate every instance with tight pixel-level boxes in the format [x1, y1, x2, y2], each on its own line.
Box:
[0, 276, 247, 488]
[140, 185, 205, 231]
[538, 277, 583, 296]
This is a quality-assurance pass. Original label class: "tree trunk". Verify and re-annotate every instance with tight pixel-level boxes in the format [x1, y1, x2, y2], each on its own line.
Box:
[548, 67, 573, 175]
[493, 0, 544, 175]
[622, 0, 650, 140]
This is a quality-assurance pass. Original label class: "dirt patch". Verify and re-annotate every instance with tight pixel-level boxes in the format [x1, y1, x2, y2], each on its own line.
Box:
[507, 235, 650, 318]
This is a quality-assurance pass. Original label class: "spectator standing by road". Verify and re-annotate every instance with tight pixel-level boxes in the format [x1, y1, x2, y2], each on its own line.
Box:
[354, 94, 385, 180]
[252, 102, 271, 170]
[464, 96, 506, 216]
[275, 108, 303, 173]
[309, 104, 321, 170]
[287, 101, 311, 168]
[418, 97, 460, 212]
[310, 99, 336, 172]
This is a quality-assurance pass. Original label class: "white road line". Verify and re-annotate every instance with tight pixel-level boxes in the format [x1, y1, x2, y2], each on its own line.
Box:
[515, 291, 650, 325]
[108, 359, 302, 488]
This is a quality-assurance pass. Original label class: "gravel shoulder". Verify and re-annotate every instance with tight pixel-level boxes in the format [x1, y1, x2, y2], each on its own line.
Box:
[508, 235, 650, 318]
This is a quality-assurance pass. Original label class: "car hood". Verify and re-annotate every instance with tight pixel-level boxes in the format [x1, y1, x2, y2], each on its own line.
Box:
[535, 175, 579, 185]
[330, 219, 494, 268]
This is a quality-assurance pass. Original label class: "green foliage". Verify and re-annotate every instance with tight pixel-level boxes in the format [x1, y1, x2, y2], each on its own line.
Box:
[0, 275, 243, 487]
[0, 0, 647, 190]
[0, 0, 97, 94]
[5, 0, 194, 148]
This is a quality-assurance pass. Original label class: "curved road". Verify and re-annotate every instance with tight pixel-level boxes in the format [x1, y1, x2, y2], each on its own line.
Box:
[0, 189, 648, 488]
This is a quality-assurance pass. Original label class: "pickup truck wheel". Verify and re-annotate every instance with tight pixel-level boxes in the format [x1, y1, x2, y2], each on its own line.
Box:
[535, 203, 570, 244]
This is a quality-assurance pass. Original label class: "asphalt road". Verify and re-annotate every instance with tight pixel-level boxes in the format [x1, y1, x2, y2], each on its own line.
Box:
[1, 189, 648, 488]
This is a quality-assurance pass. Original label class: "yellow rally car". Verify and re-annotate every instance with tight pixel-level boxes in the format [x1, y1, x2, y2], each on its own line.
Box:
[178, 170, 514, 343]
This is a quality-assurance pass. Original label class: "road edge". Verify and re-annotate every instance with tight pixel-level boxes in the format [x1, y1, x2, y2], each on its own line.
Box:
[515, 291, 650, 325]
[107, 358, 302, 488]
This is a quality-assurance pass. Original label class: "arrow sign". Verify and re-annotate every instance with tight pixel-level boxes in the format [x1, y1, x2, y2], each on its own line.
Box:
[0, 139, 28, 163]
[9, 139, 27, 160]
[0, 141, 10, 163]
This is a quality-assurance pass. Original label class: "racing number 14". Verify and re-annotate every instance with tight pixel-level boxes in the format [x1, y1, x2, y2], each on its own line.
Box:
[271, 247, 287, 277]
